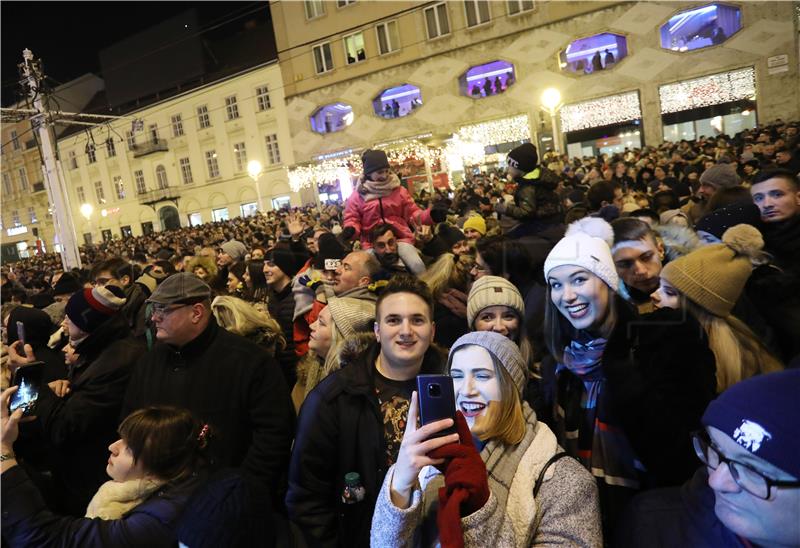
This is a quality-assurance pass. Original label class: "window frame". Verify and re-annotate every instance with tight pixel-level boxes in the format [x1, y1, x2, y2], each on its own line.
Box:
[265, 134, 282, 165]
[28, 206, 37, 224]
[106, 137, 116, 158]
[155, 165, 169, 189]
[343, 31, 367, 65]
[76, 185, 86, 203]
[86, 143, 97, 164]
[10, 130, 20, 151]
[507, 0, 534, 16]
[179, 157, 194, 185]
[94, 180, 105, 203]
[197, 105, 211, 129]
[424, 2, 451, 40]
[17, 167, 28, 190]
[376, 19, 401, 55]
[125, 131, 136, 150]
[205, 150, 220, 179]
[233, 142, 248, 173]
[464, 0, 492, 28]
[312, 42, 334, 74]
[134, 170, 146, 194]
[171, 114, 184, 137]
[114, 176, 125, 200]
[304, 0, 325, 20]
[2, 172, 12, 194]
[225, 95, 240, 120]
[337, 0, 356, 7]
[68, 150, 78, 169]
[256, 85, 272, 111]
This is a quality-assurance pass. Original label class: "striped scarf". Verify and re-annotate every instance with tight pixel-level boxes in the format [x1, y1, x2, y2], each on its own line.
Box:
[555, 338, 642, 489]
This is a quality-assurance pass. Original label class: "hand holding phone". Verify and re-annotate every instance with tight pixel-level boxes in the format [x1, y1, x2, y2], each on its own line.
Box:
[9, 362, 44, 417]
[416, 374, 457, 438]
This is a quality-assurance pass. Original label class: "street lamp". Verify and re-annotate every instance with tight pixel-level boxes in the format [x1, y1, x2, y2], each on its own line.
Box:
[247, 160, 264, 213]
[541, 87, 563, 154]
[80, 203, 93, 220]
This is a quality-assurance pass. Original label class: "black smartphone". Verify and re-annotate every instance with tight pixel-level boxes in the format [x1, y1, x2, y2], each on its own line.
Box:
[416, 374, 457, 438]
[9, 362, 44, 416]
[15, 321, 26, 357]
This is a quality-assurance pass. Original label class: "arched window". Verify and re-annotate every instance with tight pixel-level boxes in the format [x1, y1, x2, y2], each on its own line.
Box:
[155, 165, 169, 189]
[660, 4, 741, 52]
[459, 60, 516, 98]
[373, 84, 422, 119]
[559, 33, 628, 75]
[310, 103, 354, 134]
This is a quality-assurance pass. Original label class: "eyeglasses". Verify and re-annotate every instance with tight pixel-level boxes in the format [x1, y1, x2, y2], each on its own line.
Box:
[150, 303, 188, 320]
[691, 431, 800, 500]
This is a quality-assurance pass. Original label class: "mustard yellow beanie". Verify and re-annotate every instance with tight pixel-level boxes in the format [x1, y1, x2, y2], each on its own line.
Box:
[660, 224, 763, 317]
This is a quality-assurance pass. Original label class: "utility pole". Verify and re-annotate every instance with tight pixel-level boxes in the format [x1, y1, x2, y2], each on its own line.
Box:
[19, 49, 82, 270]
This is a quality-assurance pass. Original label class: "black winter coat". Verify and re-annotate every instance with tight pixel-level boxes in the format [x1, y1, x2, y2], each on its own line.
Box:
[1, 465, 203, 548]
[504, 167, 563, 236]
[286, 336, 446, 548]
[122, 318, 295, 508]
[269, 282, 298, 388]
[22, 314, 145, 515]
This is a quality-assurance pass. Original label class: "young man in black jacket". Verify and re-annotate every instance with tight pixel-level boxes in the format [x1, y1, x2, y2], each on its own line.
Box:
[287, 275, 446, 547]
[121, 273, 295, 510]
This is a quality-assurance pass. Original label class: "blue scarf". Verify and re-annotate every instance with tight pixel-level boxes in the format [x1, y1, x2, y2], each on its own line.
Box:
[556, 338, 607, 409]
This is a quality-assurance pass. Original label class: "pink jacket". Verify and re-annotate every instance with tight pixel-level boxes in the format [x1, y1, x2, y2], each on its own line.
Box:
[344, 184, 433, 247]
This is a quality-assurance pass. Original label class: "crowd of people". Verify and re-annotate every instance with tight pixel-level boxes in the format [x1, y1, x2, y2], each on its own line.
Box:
[1, 118, 799, 547]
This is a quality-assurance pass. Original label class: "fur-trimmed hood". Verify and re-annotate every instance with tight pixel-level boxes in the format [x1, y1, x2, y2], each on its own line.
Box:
[655, 223, 700, 262]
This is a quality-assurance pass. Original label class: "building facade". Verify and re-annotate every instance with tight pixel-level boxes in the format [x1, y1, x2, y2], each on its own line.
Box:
[58, 62, 302, 246]
[270, 0, 799, 188]
[1, 73, 104, 261]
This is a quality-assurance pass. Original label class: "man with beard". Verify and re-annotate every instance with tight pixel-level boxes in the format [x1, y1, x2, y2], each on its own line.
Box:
[369, 223, 406, 275]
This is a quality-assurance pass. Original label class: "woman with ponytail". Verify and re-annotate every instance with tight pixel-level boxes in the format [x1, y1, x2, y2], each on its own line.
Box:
[651, 224, 784, 391]
[1, 402, 208, 547]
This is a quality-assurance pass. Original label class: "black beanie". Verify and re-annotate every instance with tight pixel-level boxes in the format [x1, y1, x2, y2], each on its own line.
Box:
[267, 247, 305, 278]
[425, 224, 465, 257]
[695, 202, 762, 240]
[507, 143, 538, 173]
[313, 233, 347, 270]
[362, 149, 390, 176]
[52, 273, 82, 296]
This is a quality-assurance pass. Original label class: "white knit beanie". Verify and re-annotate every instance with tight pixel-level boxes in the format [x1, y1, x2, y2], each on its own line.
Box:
[543, 217, 619, 290]
[466, 275, 525, 328]
[448, 331, 527, 396]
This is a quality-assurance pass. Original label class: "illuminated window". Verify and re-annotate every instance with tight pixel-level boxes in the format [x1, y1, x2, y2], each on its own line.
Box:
[559, 33, 628, 75]
[460, 60, 515, 98]
[660, 4, 741, 52]
[343, 32, 366, 65]
[310, 103, 354, 134]
[373, 84, 422, 119]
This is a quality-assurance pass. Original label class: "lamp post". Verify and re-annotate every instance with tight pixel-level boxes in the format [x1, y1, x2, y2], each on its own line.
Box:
[541, 87, 563, 154]
[247, 160, 264, 213]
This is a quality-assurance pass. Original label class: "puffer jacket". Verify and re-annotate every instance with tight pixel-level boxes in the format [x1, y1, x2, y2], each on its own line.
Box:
[371, 405, 602, 547]
[504, 167, 563, 225]
[343, 174, 434, 247]
[287, 334, 446, 548]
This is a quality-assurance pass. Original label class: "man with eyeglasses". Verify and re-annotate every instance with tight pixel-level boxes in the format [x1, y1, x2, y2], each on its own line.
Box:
[620, 369, 800, 547]
[122, 272, 294, 510]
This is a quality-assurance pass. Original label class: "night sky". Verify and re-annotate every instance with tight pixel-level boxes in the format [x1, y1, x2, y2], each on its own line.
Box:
[1, 1, 270, 106]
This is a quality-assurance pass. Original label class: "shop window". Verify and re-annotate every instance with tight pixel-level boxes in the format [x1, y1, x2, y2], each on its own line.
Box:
[460, 60, 515, 98]
[141, 221, 154, 235]
[272, 196, 291, 210]
[310, 103, 354, 134]
[559, 33, 627, 75]
[121, 226, 133, 238]
[660, 4, 741, 52]
[240, 202, 258, 217]
[373, 84, 422, 119]
[188, 213, 203, 227]
[212, 207, 229, 222]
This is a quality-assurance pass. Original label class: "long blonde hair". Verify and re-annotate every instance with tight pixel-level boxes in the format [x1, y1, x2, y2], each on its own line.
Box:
[419, 253, 473, 299]
[210, 296, 285, 351]
[685, 300, 783, 391]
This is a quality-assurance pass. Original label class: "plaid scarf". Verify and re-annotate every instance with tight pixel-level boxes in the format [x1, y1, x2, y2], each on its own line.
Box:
[555, 337, 642, 489]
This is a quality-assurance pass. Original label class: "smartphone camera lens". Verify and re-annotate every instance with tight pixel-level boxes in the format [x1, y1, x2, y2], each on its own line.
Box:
[428, 383, 441, 397]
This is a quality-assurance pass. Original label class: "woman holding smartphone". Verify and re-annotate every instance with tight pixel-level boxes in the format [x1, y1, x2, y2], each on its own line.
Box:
[370, 331, 601, 547]
[1, 393, 208, 548]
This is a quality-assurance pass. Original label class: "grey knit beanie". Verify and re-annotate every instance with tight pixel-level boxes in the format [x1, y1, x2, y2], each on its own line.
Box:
[467, 275, 525, 328]
[327, 296, 376, 337]
[448, 331, 527, 396]
[699, 163, 741, 190]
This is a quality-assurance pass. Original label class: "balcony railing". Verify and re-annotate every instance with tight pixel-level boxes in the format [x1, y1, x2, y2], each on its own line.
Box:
[138, 187, 180, 209]
[132, 138, 169, 158]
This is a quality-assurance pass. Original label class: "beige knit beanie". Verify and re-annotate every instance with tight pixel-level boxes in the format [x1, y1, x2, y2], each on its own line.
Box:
[467, 275, 525, 328]
[326, 296, 376, 337]
[660, 224, 763, 317]
[448, 331, 527, 396]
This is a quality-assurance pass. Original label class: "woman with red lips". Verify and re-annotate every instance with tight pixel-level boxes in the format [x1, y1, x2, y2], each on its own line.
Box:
[371, 331, 601, 547]
[1, 402, 208, 547]
[542, 217, 717, 536]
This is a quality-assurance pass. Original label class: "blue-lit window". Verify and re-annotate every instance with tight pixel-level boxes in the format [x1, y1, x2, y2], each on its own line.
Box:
[460, 60, 515, 98]
[373, 84, 422, 119]
[310, 103, 354, 134]
[660, 4, 741, 52]
[559, 33, 628, 75]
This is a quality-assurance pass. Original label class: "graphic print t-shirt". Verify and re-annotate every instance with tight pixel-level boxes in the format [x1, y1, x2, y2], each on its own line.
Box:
[375, 370, 416, 467]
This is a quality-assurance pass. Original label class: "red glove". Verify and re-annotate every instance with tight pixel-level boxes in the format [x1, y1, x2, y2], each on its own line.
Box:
[428, 411, 490, 548]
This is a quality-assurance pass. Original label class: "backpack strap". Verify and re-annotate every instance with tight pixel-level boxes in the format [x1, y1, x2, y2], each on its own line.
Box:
[533, 452, 570, 498]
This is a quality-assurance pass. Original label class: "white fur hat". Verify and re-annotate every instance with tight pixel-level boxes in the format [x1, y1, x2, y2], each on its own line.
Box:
[543, 217, 619, 290]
